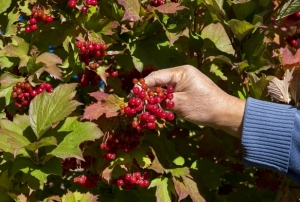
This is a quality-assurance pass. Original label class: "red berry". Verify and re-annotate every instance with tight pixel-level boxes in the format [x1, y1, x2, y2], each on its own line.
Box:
[29, 18, 37, 25]
[132, 121, 139, 128]
[147, 122, 156, 129]
[101, 44, 107, 51]
[166, 112, 175, 121]
[166, 101, 174, 109]
[117, 179, 124, 186]
[30, 90, 37, 97]
[111, 71, 118, 77]
[46, 16, 53, 23]
[68, 0, 77, 8]
[125, 174, 131, 181]
[30, 24, 38, 31]
[167, 86, 174, 93]
[133, 86, 140, 94]
[25, 26, 31, 33]
[81, 6, 88, 13]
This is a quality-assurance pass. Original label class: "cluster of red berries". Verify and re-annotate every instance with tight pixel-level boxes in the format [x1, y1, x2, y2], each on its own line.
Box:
[68, 0, 98, 13]
[105, 70, 119, 78]
[78, 69, 101, 87]
[100, 130, 144, 160]
[73, 174, 99, 189]
[150, 0, 165, 7]
[120, 78, 175, 130]
[150, 0, 178, 7]
[11, 81, 53, 108]
[25, 6, 53, 33]
[113, 171, 150, 190]
[76, 40, 107, 69]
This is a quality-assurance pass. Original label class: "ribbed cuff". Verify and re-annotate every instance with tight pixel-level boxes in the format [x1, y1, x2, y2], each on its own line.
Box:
[242, 98, 297, 173]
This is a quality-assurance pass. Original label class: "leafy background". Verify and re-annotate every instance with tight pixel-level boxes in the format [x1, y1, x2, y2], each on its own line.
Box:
[1, 0, 300, 201]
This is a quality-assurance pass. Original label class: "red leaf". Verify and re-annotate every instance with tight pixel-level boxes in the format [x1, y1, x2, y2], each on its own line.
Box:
[89, 91, 109, 101]
[172, 178, 189, 202]
[154, 3, 187, 14]
[83, 102, 105, 121]
[182, 175, 206, 202]
[281, 48, 300, 71]
[83, 93, 124, 121]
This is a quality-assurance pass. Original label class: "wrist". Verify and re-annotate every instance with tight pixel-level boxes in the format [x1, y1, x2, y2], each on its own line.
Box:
[212, 95, 246, 138]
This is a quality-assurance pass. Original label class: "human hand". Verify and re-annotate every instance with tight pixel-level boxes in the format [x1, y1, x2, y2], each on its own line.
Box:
[144, 65, 246, 138]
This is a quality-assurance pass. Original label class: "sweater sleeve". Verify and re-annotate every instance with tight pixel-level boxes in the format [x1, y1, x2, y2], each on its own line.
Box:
[242, 98, 300, 183]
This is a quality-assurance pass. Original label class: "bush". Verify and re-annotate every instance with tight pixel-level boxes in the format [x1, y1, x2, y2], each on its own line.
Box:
[0, 0, 300, 201]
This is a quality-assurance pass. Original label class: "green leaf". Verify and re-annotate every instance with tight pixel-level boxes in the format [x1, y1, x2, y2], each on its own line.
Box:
[48, 117, 103, 160]
[130, 147, 152, 169]
[62, 191, 76, 202]
[0, 0, 11, 14]
[201, 23, 235, 55]
[149, 177, 172, 202]
[232, 1, 257, 21]
[118, 0, 140, 21]
[0, 119, 23, 135]
[0, 72, 24, 105]
[210, 63, 227, 80]
[11, 157, 62, 190]
[4, 36, 30, 68]
[29, 83, 81, 139]
[26, 137, 57, 151]
[227, 19, 255, 41]
[249, 73, 269, 99]
[0, 170, 13, 189]
[276, 0, 300, 20]
[0, 128, 30, 157]
[5, 8, 19, 36]
[0, 56, 14, 69]
[169, 167, 190, 178]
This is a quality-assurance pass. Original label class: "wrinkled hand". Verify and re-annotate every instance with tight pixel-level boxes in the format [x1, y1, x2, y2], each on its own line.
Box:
[145, 65, 246, 138]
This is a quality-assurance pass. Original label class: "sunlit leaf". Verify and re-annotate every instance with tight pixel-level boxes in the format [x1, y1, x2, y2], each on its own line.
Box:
[201, 23, 235, 55]
[29, 84, 81, 139]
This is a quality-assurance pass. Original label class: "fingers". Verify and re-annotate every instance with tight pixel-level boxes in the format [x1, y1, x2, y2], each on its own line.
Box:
[144, 66, 185, 88]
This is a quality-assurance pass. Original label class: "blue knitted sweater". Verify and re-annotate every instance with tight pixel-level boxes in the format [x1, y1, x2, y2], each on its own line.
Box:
[242, 98, 300, 184]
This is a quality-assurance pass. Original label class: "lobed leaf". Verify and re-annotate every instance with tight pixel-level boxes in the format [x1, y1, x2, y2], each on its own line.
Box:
[118, 0, 140, 21]
[4, 36, 30, 68]
[149, 178, 172, 202]
[29, 83, 81, 139]
[83, 93, 123, 121]
[36, 53, 63, 80]
[281, 48, 300, 71]
[48, 117, 103, 160]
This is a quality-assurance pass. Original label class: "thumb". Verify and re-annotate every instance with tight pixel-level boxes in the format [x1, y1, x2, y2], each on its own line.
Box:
[144, 66, 184, 88]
